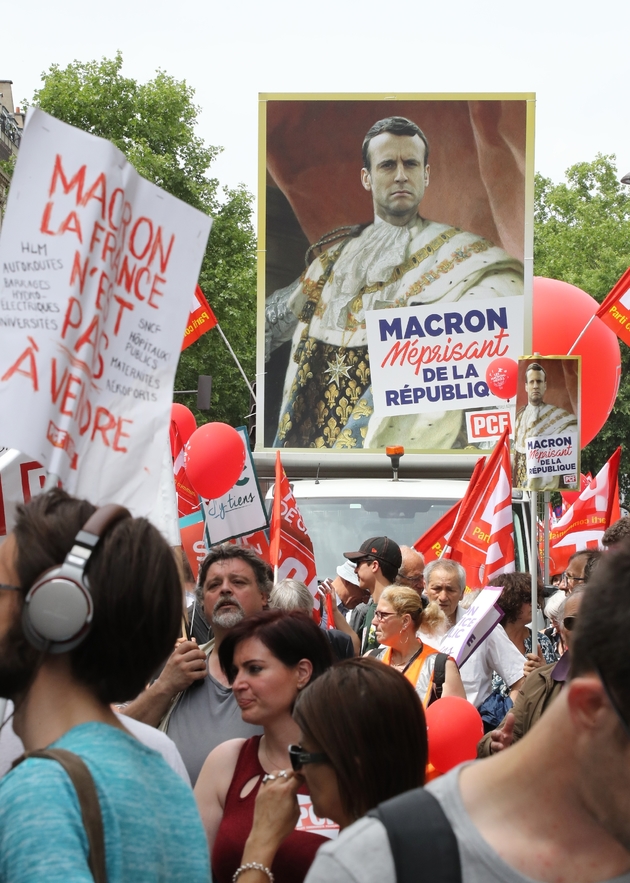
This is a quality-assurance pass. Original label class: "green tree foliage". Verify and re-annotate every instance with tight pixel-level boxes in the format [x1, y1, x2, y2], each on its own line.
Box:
[534, 155, 630, 495]
[29, 52, 256, 428]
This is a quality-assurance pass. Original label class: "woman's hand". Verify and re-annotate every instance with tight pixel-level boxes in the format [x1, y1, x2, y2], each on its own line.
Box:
[241, 770, 302, 869]
[523, 649, 544, 676]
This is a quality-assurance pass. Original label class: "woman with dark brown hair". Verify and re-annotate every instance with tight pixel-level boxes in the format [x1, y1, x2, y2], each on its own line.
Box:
[194, 608, 334, 883]
[488, 573, 557, 672]
[481, 572, 558, 729]
[230, 657, 427, 883]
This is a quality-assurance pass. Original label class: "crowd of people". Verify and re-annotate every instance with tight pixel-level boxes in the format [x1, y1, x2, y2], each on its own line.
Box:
[0, 488, 629, 883]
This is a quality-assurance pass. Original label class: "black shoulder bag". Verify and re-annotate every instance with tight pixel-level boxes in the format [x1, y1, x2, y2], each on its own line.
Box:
[368, 788, 462, 883]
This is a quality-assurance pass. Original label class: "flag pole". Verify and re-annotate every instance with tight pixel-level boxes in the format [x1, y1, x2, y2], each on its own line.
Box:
[567, 314, 597, 355]
[530, 490, 539, 656]
[543, 491, 550, 587]
[215, 323, 257, 402]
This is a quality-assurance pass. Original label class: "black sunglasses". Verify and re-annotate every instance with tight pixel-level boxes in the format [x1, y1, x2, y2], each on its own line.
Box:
[288, 744, 329, 771]
[562, 615, 577, 631]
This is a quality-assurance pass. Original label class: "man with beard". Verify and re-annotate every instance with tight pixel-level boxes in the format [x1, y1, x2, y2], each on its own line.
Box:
[124, 546, 271, 785]
[0, 489, 210, 881]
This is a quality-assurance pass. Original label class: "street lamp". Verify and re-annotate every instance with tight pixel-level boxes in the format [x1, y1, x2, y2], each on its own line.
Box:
[621, 172, 630, 185]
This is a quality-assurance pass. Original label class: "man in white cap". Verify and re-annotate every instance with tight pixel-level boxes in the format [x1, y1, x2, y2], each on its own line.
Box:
[331, 560, 370, 620]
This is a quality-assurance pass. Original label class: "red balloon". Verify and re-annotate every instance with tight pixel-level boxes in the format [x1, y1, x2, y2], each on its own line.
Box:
[485, 357, 518, 400]
[533, 278, 621, 448]
[171, 403, 197, 445]
[425, 696, 484, 774]
[184, 423, 246, 500]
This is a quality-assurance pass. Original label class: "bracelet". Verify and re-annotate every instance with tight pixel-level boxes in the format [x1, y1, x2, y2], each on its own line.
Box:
[233, 862, 274, 883]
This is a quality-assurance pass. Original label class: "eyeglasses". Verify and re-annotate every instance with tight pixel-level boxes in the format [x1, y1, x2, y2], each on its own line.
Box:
[561, 572, 586, 584]
[288, 744, 329, 771]
[562, 615, 577, 631]
[353, 557, 373, 568]
[0, 584, 20, 592]
[596, 666, 630, 741]
[373, 610, 397, 622]
[397, 574, 424, 587]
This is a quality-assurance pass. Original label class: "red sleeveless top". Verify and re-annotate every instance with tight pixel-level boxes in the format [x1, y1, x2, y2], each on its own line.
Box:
[212, 736, 334, 883]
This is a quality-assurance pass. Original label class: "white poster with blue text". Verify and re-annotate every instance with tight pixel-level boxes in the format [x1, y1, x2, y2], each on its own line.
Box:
[365, 298, 524, 421]
[203, 427, 268, 546]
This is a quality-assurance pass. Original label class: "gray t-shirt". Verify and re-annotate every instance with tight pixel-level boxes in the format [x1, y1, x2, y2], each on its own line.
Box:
[166, 668, 262, 786]
[304, 766, 630, 883]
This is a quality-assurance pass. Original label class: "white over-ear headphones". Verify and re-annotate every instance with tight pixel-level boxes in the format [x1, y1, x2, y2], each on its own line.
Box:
[22, 503, 131, 654]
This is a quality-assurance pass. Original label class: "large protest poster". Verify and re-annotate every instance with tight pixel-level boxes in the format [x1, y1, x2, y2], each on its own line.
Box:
[0, 110, 212, 513]
[512, 356, 581, 491]
[365, 298, 523, 421]
[259, 94, 534, 454]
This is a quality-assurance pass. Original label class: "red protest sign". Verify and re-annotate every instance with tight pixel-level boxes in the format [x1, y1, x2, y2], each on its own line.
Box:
[269, 451, 318, 594]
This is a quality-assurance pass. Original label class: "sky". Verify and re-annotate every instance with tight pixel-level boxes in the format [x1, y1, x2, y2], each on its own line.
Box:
[4, 0, 630, 213]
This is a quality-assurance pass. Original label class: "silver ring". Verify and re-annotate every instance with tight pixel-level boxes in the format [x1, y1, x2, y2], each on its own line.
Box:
[277, 770, 289, 778]
[262, 774, 276, 783]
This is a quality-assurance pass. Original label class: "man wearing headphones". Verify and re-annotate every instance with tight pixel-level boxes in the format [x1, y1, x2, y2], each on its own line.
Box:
[0, 489, 210, 881]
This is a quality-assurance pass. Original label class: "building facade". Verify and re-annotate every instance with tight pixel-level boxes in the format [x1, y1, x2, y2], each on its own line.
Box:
[0, 80, 24, 229]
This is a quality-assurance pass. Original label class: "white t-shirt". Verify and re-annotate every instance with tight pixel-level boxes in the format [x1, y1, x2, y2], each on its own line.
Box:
[420, 604, 525, 707]
[0, 701, 190, 785]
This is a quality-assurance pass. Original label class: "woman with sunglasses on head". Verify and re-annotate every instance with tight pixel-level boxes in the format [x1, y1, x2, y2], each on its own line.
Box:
[233, 657, 427, 883]
[369, 586, 465, 706]
[194, 609, 334, 883]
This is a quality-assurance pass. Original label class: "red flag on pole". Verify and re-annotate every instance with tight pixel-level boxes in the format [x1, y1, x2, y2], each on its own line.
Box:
[595, 267, 630, 347]
[442, 430, 515, 589]
[413, 456, 486, 563]
[169, 422, 200, 518]
[549, 447, 622, 574]
[181, 285, 218, 351]
[268, 451, 318, 595]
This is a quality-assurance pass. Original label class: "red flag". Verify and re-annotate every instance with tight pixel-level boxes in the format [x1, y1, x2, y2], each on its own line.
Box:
[414, 456, 486, 563]
[169, 421, 200, 518]
[323, 592, 336, 631]
[549, 447, 621, 574]
[268, 451, 318, 595]
[442, 430, 515, 589]
[595, 267, 630, 347]
[181, 285, 218, 351]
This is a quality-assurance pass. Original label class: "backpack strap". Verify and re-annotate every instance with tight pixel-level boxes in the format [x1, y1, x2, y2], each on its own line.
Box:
[16, 748, 107, 883]
[429, 653, 449, 705]
[368, 787, 461, 883]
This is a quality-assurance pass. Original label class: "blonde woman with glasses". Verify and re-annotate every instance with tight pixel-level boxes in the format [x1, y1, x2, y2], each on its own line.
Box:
[368, 586, 466, 707]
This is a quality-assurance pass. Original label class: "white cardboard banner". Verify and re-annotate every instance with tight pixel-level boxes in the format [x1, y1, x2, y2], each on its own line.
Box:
[525, 430, 579, 488]
[439, 586, 504, 668]
[0, 110, 212, 513]
[365, 298, 523, 418]
[203, 427, 268, 546]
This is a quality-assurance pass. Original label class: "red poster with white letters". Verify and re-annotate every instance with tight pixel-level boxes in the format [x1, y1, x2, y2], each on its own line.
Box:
[269, 451, 318, 594]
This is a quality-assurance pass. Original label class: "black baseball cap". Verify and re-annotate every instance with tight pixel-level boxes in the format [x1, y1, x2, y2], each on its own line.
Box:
[344, 537, 402, 570]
